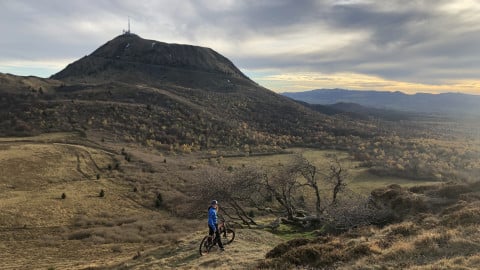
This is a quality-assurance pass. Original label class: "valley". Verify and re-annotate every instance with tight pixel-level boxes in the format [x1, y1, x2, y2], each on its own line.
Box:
[1, 130, 476, 269]
[0, 33, 479, 269]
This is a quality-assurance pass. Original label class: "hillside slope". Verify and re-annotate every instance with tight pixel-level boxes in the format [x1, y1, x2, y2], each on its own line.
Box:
[51, 33, 252, 90]
[259, 182, 480, 269]
[0, 132, 281, 270]
[1, 34, 373, 150]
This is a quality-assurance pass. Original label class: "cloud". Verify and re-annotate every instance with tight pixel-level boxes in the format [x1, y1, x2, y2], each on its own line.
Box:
[1, 0, 480, 93]
[250, 71, 480, 95]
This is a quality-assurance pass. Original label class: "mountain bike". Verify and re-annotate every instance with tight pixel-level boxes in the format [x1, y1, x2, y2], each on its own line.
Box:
[218, 218, 235, 244]
[199, 219, 235, 256]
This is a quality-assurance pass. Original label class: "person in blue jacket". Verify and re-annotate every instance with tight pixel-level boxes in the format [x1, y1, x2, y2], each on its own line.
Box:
[208, 200, 224, 251]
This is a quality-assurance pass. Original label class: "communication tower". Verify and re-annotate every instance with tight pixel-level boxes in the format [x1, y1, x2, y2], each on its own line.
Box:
[123, 17, 131, 35]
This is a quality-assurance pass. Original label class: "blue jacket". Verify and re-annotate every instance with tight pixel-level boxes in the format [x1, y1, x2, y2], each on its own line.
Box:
[208, 206, 217, 229]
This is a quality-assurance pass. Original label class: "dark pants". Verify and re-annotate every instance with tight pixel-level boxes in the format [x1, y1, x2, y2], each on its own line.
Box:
[209, 224, 224, 248]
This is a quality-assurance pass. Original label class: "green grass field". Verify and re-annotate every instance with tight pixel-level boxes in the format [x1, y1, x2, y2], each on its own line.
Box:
[221, 148, 440, 195]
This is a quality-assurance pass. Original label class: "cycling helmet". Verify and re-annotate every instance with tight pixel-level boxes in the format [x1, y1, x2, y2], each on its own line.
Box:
[211, 200, 218, 205]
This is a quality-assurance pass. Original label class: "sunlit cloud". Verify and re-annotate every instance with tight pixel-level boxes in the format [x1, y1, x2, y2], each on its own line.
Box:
[249, 71, 480, 95]
[1, 0, 480, 94]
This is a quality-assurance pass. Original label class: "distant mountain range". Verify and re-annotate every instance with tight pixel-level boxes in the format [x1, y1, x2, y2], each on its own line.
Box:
[282, 89, 480, 116]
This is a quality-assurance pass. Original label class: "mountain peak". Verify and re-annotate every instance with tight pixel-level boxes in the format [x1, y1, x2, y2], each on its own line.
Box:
[51, 34, 249, 86]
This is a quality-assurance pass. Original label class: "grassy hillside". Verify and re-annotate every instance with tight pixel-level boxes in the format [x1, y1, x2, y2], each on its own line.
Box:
[0, 132, 478, 269]
[0, 34, 382, 152]
[101, 229, 283, 270]
[259, 182, 480, 269]
[0, 133, 200, 269]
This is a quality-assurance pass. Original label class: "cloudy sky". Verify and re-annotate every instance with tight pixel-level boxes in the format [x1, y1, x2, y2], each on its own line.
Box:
[1, 0, 480, 94]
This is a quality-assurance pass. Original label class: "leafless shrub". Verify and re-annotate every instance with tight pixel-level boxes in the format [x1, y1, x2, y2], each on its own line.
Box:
[187, 165, 265, 227]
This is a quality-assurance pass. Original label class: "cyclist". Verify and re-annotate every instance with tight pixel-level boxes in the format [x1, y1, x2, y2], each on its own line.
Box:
[208, 200, 225, 251]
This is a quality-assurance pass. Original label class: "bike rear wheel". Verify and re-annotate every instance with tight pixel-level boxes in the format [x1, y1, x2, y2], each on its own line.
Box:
[222, 228, 235, 245]
[199, 236, 213, 256]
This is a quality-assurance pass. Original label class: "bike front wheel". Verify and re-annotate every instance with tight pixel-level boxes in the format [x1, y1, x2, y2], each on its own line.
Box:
[222, 228, 235, 245]
[199, 236, 212, 256]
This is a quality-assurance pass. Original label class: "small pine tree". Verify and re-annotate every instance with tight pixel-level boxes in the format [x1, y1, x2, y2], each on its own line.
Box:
[99, 189, 105, 197]
[61, 193, 66, 200]
[155, 193, 163, 208]
[96, 174, 101, 180]
[133, 187, 138, 192]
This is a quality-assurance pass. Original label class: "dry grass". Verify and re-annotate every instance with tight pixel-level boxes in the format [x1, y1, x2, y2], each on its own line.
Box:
[103, 229, 284, 270]
[259, 181, 480, 270]
[67, 214, 198, 244]
[1, 133, 479, 269]
[441, 201, 480, 226]
[0, 134, 202, 269]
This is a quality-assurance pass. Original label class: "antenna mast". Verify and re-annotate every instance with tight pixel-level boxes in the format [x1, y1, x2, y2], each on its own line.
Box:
[123, 17, 131, 35]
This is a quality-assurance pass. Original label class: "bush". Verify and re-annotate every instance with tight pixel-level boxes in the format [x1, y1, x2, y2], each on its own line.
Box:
[385, 222, 418, 237]
[266, 238, 310, 258]
[434, 184, 470, 199]
[99, 189, 105, 198]
[61, 193, 66, 200]
[68, 230, 91, 240]
[441, 203, 480, 226]
[155, 193, 163, 208]
[111, 245, 123, 253]
[282, 244, 325, 266]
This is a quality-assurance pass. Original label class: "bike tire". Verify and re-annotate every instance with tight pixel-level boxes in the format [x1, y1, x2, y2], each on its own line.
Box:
[199, 236, 212, 256]
[222, 228, 235, 245]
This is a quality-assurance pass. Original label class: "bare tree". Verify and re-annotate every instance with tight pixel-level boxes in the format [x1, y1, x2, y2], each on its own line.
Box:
[188, 155, 383, 232]
[262, 154, 356, 229]
[293, 155, 323, 216]
[189, 165, 264, 227]
[325, 156, 348, 205]
[263, 164, 300, 220]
